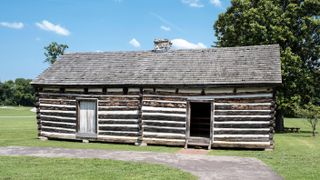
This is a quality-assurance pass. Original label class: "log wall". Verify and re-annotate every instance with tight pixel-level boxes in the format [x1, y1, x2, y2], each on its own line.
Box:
[35, 86, 275, 149]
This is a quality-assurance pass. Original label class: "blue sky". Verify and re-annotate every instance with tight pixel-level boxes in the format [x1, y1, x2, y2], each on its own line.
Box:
[0, 0, 230, 81]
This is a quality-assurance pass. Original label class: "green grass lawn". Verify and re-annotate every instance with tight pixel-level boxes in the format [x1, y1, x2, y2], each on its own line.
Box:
[0, 156, 195, 180]
[1, 106, 319, 179]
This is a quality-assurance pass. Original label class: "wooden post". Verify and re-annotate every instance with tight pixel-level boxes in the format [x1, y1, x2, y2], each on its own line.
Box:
[208, 101, 215, 150]
[136, 88, 146, 146]
[35, 88, 41, 137]
[184, 101, 190, 149]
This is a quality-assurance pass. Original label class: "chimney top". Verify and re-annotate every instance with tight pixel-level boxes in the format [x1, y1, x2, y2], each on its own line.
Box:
[153, 39, 172, 52]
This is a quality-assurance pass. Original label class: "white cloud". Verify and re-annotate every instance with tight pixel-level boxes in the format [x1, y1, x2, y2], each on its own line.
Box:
[129, 38, 141, 48]
[0, 22, 24, 29]
[35, 20, 70, 36]
[160, 25, 171, 31]
[171, 39, 206, 49]
[210, 0, 222, 7]
[181, 0, 204, 8]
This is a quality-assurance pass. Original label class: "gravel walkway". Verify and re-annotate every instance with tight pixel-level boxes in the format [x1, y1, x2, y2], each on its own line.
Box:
[0, 146, 282, 180]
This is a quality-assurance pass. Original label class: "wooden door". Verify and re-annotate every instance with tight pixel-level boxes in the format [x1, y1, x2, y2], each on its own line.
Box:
[79, 101, 96, 134]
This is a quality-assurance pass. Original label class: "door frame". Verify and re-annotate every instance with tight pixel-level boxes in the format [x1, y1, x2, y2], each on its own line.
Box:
[185, 99, 215, 149]
[76, 98, 98, 137]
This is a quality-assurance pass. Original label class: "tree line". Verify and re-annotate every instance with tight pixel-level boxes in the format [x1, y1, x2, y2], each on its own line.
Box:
[0, 78, 35, 106]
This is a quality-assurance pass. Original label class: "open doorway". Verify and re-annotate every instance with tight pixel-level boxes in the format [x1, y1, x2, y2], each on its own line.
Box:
[190, 102, 211, 138]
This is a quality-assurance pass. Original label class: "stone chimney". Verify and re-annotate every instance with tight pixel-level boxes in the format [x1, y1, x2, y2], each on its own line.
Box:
[153, 39, 172, 52]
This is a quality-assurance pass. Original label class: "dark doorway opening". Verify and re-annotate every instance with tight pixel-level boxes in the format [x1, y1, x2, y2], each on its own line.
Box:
[190, 102, 211, 138]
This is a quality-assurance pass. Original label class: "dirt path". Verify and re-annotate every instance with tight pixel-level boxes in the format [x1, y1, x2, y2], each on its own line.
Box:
[0, 146, 282, 180]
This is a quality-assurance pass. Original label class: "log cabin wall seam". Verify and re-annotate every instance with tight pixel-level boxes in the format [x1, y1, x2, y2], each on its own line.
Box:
[32, 44, 282, 149]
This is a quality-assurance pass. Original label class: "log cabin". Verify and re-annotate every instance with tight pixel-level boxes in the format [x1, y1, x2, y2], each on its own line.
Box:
[31, 40, 282, 149]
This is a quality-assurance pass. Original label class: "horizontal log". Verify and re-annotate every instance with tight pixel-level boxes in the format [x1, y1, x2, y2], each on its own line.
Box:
[40, 112, 76, 118]
[212, 141, 270, 149]
[214, 123, 270, 128]
[214, 129, 270, 135]
[143, 95, 187, 101]
[215, 110, 271, 116]
[214, 98, 273, 103]
[42, 120, 76, 126]
[214, 121, 270, 124]
[141, 106, 186, 112]
[39, 100, 76, 106]
[143, 132, 185, 139]
[40, 106, 76, 111]
[98, 130, 139, 136]
[142, 112, 186, 118]
[40, 103, 76, 108]
[41, 128, 75, 134]
[215, 105, 271, 110]
[143, 138, 185, 146]
[99, 114, 139, 119]
[143, 126, 185, 134]
[143, 100, 186, 104]
[143, 120, 186, 127]
[99, 100, 140, 103]
[40, 114, 76, 121]
[39, 98, 76, 102]
[99, 124, 139, 128]
[42, 87, 60, 92]
[97, 135, 138, 143]
[99, 101, 139, 107]
[99, 96, 140, 101]
[98, 110, 139, 115]
[40, 109, 76, 114]
[142, 110, 186, 115]
[40, 132, 76, 139]
[143, 125, 185, 130]
[88, 88, 102, 93]
[98, 106, 138, 111]
[205, 88, 234, 94]
[65, 88, 84, 92]
[236, 87, 272, 93]
[141, 115, 186, 121]
[214, 134, 269, 140]
[99, 119, 138, 124]
[214, 116, 271, 121]
[99, 126, 138, 131]
[142, 101, 186, 108]
[41, 125, 76, 132]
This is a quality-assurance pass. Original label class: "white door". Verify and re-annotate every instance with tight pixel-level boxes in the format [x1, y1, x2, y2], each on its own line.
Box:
[79, 101, 96, 134]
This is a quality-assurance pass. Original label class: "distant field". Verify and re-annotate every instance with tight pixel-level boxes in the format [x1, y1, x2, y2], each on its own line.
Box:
[0, 106, 319, 179]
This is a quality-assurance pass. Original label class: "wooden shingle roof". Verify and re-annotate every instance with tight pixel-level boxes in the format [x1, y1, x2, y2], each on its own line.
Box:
[31, 44, 282, 87]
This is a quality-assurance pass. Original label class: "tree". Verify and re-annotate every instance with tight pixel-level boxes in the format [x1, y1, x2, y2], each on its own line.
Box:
[296, 103, 320, 137]
[44, 42, 69, 64]
[214, 0, 320, 131]
[0, 79, 35, 106]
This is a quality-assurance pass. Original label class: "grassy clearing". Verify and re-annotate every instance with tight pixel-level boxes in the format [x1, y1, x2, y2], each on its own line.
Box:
[209, 118, 320, 180]
[0, 106, 179, 153]
[0, 156, 196, 180]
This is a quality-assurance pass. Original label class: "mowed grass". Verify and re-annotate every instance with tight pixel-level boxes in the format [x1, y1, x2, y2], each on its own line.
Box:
[209, 118, 320, 180]
[0, 106, 179, 153]
[0, 106, 195, 179]
[0, 156, 195, 180]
